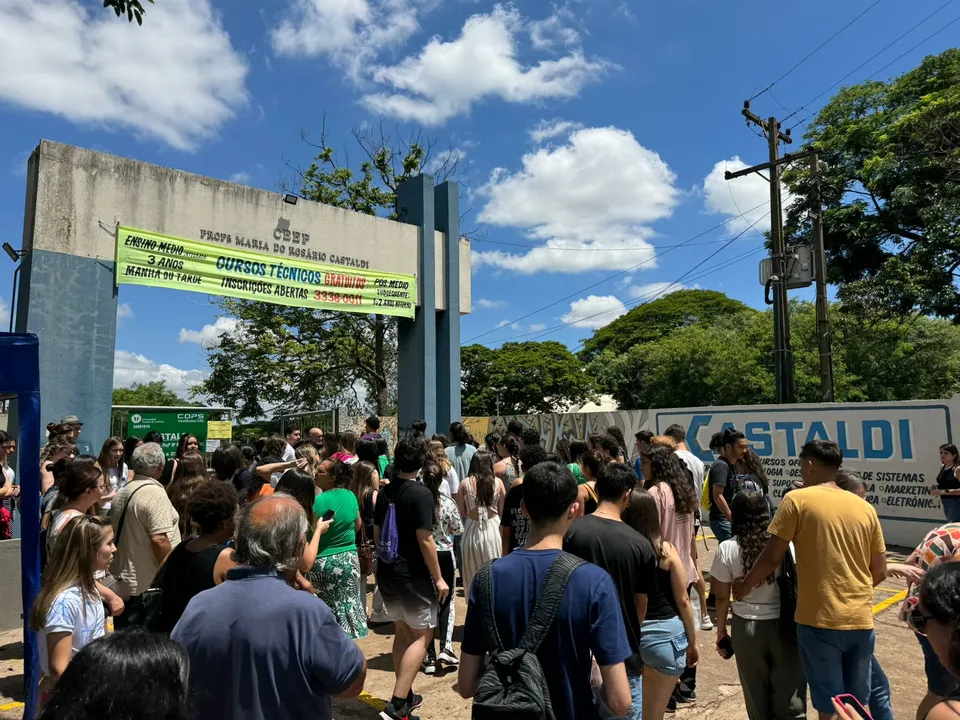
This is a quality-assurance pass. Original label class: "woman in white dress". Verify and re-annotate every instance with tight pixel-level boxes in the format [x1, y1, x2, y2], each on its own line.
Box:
[456, 451, 505, 594]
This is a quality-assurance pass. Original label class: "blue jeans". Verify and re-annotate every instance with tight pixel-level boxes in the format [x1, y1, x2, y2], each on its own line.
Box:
[597, 672, 642, 719]
[710, 517, 733, 542]
[796, 625, 874, 713]
[943, 497, 960, 523]
[869, 656, 894, 720]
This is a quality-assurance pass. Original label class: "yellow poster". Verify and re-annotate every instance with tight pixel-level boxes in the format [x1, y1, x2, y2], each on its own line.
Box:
[206, 420, 233, 439]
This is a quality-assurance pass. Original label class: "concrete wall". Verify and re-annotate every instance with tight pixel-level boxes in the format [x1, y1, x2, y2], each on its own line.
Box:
[22, 140, 471, 312]
[0, 541, 22, 631]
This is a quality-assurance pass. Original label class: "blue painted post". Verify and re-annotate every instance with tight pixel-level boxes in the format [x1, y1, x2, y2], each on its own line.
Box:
[434, 182, 461, 433]
[396, 175, 437, 436]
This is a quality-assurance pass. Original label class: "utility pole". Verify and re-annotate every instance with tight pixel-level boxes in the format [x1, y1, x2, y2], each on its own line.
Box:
[810, 151, 835, 401]
[742, 103, 795, 404]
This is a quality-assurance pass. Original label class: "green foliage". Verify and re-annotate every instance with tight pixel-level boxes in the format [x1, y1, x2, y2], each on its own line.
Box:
[103, 0, 153, 25]
[201, 124, 460, 419]
[579, 289, 756, 362]
[589, 298, 960, 408]
[461, 341, 595, 415]
[112, 381, 190, 407]
[784, 49, 960, 321]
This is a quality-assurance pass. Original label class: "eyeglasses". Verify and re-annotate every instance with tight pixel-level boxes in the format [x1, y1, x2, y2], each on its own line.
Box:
[907, 603, 935, 636]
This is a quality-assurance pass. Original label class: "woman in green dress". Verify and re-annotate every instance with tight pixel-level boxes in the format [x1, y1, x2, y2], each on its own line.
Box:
[276, 465, 368, 639]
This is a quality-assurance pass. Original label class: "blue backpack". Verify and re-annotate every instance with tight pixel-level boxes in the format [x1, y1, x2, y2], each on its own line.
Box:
[377, 487, 401, 564]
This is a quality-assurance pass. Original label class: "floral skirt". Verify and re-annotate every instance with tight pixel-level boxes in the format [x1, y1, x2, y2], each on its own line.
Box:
[308, 549, 369, 640]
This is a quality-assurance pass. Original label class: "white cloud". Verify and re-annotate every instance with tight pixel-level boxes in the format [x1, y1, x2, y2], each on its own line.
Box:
[117, 303, 133, 320]
[178, 317, 240, 347]
[703, 157, 791, 235]
[476, 298, 507, 309]
[270, 0, 424, 78]
[473, 126, 680, 274]
[626, 282, 684, 300]
[0, 299, 9, 329]
[113, 350, 207, 397]
[561, 295, 628, 329]
[362, 5, 611, 125]
[496, 319, 510, 328]
[424, 147, 468, 175]
[530, 6, 580, 50]
[529, 118, 583, 143]
[529, 323, 547, 331]
[229, 171, 251, 184]
[0, 0, 248, 150]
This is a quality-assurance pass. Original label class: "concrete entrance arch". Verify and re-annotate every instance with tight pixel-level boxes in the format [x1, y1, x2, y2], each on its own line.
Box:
[12, 140, 470, 449]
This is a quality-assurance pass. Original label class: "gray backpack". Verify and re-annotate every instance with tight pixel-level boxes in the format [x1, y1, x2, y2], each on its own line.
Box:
[472, 553, 585, 720]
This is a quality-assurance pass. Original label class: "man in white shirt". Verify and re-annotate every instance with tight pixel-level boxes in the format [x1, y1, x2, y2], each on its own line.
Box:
[283, 428, 301, 462]
[664, 424, 705, 501]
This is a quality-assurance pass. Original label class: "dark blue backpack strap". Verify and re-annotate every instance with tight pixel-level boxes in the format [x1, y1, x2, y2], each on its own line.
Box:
[476, 559, 504, 653]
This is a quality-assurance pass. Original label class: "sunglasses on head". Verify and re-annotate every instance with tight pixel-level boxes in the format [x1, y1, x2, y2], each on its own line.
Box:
[908, 604, 935, 636]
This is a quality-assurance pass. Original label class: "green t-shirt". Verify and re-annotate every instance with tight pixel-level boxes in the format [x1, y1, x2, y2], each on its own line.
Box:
[568, 463, 586, 485]
[313, 488, 360, 558]
[378, 455, 389, 477]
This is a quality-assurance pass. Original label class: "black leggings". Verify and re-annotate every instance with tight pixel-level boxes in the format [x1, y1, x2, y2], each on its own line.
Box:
[430, 550, 456, 656]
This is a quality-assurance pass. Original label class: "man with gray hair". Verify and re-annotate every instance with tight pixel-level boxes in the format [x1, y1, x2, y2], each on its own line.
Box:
[172, 495, 367, 720]
[109, 442, 181, 627]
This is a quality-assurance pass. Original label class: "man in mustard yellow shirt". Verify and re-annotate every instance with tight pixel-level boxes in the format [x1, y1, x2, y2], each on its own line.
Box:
[736, 440, 887, 720]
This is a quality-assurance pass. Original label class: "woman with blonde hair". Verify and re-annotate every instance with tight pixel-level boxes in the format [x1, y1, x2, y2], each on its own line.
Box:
[167, 453, 208, 537]
[96, 437, 127, 512]
[31, 515, 116, 700]
[428, 440, 458, 496]
[295, 442, 324, 488]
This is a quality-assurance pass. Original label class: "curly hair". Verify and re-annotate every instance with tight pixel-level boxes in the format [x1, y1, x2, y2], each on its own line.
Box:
[738, 448, 769, 493]
[187, 481, 238, 535]
[731, 491, 774, 585]
[641, 445, 697, 516]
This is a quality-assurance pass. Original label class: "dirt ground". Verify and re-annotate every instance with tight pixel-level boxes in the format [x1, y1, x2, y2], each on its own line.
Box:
[0, 542, 930, 720]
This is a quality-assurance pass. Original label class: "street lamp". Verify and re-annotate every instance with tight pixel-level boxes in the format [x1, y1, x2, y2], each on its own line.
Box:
[3, 243, 26, 333]
[494, 386, 507, 417]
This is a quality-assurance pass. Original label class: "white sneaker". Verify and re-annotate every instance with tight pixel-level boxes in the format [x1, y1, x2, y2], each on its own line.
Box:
[438, 647, 459, 666]
[700, 614, 714, 630]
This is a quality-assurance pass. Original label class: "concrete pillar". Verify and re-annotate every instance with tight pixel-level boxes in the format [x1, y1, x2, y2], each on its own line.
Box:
[12, 147, 116, 456]
[396, 175, 437, 436]
[435, 182, 461, 433]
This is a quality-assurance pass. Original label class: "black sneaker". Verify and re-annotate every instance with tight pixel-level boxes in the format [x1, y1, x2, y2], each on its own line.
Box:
[407, 692, 423, 710]
[380, 703, 419, 720]
[666, 694, 677, 713]
[421, 657, 436, 675]
[676, 687, 696, 703]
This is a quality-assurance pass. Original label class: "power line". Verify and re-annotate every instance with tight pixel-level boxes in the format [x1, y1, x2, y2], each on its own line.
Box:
[748, 0, 885, 102]
[481, 212, 770, 347]
[463, 201, 769, 344]
[783, 0, 958, 126]
[472, 233, 764, 252]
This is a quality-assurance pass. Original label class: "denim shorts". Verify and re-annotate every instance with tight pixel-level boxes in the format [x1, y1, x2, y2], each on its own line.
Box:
[918, 632, 958, 697]
[639, 617, 687, 676]
[796, 624, 874, 713]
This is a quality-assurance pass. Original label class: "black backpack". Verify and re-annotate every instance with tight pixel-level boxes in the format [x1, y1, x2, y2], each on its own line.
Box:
[472, 553, 586, 720]
[777, 548, 799, 643]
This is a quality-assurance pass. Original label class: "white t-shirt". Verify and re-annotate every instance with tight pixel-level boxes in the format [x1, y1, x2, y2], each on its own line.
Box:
[38, 584, 105, 674]
[101, 463, 128, 512]
[282, 443, 296, 462]
[444, 467, 460, 497]
[675, 449, 706, 501]
[710, 538, 793, 621]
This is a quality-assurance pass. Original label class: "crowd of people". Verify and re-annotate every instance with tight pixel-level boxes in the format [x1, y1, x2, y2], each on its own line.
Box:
[15, 413, 960, 720]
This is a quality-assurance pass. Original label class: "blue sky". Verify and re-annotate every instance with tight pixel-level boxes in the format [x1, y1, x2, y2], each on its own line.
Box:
[0, 0, 957, 401]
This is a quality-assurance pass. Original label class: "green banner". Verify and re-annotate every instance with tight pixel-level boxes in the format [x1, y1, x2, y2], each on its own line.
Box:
[127, 410, 208, 459]
[115, 226, 417, 318]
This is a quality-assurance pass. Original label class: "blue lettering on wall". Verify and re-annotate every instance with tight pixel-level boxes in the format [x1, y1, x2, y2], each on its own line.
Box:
[899, 419, 914, 460]
[775, 421, 804, 457]
[863, 419, 893, 460]
[836, 421, 860, 459]
[745, 422, 772, 456]
[804, 421, 830, 445]
[687, 415, 714, 462]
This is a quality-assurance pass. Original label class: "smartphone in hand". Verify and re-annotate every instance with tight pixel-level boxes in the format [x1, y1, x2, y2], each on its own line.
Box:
[832, 694, 873, 719]
[321, 509, 336, 522]
[717, 634, 734, 659]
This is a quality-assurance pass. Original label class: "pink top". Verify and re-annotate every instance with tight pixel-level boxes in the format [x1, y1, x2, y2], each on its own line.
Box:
[649, 482, 698, 585]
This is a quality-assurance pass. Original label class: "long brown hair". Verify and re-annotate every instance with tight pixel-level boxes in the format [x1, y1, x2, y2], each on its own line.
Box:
[641, 445, 698, 516]
[31, 515, 112, 630]
[167, 452, 207, 536]
[422, 459, 444, 512]
[41, 439, 78, 466]
[296, 443, 322, 480]
[428, 440, 452, 473]
[348, 461, 379, 506]
[622, 489, 664, 560]
[53, 458, 102, 511]
[97, 436, 124, 476]
[732, 491, 774, 584]
[468, 451, 497, 508]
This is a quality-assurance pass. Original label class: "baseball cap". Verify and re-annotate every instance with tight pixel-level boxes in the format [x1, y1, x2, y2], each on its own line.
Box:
[60, 415, 83, 426]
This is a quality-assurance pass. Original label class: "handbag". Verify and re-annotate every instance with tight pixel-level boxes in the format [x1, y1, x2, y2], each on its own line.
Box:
[116, 484, 166, 631]
[357, 523, 375, 577]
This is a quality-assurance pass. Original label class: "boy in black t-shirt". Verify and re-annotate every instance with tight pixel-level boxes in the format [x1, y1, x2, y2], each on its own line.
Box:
[500, 444, 548, 554]
[375, 439, 449, 720]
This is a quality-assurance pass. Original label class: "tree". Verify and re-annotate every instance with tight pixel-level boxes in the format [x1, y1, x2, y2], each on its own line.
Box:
[784, 49, 960, 322]
[113, 381, 191, 407]
[200, 122, 461, 419]
[103, 0, 154, 24]
[460, 341, 596, 415]
[579, 289, 755, 362]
